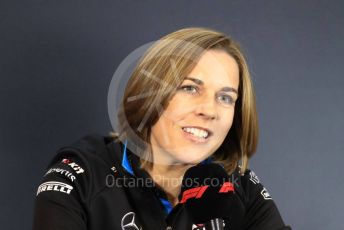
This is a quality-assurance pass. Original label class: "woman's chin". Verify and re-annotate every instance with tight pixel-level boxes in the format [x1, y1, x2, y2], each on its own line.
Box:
[171, 155, 207, 165]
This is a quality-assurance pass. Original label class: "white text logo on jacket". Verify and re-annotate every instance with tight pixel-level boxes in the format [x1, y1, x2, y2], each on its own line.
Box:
[36, 181, 73, 196]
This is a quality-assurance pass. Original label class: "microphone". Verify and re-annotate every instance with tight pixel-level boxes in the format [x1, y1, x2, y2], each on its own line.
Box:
[178, 163, 245, 230]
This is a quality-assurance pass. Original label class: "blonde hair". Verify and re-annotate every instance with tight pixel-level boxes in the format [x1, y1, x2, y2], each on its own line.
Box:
[110, 27, 259, 175]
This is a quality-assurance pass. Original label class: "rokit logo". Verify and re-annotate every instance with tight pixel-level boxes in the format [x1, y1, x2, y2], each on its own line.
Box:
[45, 167, 76, 182]
[61, 158, 84, 174]
[36, 181, 73, 196]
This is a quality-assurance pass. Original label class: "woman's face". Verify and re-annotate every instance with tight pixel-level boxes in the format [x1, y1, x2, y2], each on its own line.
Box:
[150, 49, 240, 165]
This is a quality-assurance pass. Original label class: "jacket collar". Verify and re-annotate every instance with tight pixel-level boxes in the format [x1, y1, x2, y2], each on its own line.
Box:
[120, 139, 214, 177]
[119, 139, 222, 215]
[121, 139, 135, 176]
[120, 140, 175, 214]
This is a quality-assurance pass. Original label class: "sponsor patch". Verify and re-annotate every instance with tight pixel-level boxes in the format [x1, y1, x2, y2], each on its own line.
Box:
[111, 166, 117, 173]
[61, 158, 84, 174]
[192, 224, 206, 230]
[37, 181, 73, 196]
[192, 221, 225, 230]
[249, 171, 260, 184]
[45, 167, 76, 182]
[261, 187, 272, 200]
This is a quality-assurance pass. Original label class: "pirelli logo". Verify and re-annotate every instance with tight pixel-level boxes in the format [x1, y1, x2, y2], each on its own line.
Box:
[36, 181, 73, 196]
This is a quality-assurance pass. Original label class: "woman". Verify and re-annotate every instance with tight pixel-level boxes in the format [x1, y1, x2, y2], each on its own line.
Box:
[33, 27, 291, 230]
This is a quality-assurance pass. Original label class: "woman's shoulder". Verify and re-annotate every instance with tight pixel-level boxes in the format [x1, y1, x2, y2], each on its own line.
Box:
[238, 167, 273, 200]
[33, 134, 126, 229]
[37, 133, 123, 200]
[48, 133, 122, 171]
[237, 167, 290, 229]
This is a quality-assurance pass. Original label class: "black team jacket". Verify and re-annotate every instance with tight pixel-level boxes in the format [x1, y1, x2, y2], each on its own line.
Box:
[32, 134, 292, 230]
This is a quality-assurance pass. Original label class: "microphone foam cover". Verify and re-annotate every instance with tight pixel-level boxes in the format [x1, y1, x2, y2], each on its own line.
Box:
[179, 163, 242, 225]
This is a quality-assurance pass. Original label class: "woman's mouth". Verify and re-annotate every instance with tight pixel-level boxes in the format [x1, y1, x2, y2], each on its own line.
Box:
[180, 126, 212, 143]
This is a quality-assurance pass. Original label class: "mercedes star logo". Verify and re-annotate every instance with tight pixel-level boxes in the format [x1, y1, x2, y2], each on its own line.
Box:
[121, 212, 142, 230]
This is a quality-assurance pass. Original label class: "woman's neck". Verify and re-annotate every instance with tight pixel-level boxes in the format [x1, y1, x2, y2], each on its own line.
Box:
[143, 161, 193, 206]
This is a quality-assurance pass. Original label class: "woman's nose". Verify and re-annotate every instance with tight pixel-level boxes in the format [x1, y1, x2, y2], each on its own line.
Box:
[194, 97, 218, 120]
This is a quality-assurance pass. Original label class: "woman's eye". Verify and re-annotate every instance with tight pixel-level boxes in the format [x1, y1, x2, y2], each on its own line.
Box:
[179, 85, 198, 94]
[218, 94, 234, 104]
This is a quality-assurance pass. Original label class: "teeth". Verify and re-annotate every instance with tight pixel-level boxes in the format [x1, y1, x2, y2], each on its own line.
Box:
[182, 127, 209, 138]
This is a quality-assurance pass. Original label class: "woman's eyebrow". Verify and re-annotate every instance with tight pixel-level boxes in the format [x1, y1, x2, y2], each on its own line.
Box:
[184, 77, 238, 95]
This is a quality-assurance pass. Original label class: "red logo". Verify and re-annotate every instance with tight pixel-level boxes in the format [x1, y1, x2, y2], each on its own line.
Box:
[61, 158, 71, 164]
[219, 182, 234, 193]
[180, 182, 235, 203]
[180, 186, 208, 203]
